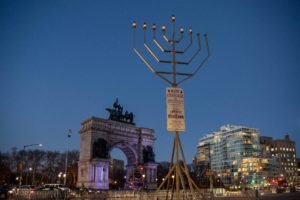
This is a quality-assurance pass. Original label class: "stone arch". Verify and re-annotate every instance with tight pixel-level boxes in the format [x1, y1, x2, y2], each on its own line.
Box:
[77, 117, 158, 190]
[108, 141, 138, 165]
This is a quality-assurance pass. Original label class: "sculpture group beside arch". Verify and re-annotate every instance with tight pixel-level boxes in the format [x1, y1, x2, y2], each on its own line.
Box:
[77, 100, 157, 190]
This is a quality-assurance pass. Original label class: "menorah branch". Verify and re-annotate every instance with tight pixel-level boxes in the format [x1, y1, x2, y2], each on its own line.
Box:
[133, 16, 210, 87]
[177, 35, 210, 85]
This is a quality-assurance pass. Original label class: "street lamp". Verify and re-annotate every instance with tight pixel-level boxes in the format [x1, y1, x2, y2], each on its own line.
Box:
[64, 129, 72, 185]
[20, 143, 42, 185]
[58, 172, 62, 184]
[24, 144, 43, 149]
[142, 174, 146, 189]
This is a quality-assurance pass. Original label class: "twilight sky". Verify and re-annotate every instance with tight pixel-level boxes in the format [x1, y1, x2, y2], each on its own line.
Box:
[1, 0, 300, 163]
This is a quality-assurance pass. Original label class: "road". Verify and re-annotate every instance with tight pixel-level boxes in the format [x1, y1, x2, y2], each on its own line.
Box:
[215, 192, 300, 200]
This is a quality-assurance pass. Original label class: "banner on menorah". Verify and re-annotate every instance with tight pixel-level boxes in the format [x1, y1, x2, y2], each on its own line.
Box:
[166, 87, 185, 132]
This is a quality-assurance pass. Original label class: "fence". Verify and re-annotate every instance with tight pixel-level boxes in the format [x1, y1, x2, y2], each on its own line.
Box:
[13, 189, 271, 200]
[13, 190, 69, 200]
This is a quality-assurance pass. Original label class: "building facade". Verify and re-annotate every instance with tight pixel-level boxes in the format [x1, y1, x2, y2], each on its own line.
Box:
[197, 124, 276, 188]
[297, 158, 300, 185]
[260, 134, 297, 186]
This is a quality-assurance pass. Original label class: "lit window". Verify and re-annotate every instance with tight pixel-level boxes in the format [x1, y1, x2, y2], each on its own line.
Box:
[271, 148, 274, 151]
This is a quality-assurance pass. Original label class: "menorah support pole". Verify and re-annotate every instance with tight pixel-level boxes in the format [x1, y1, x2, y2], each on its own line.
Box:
[155, 132, 206, 200]
[175, 132, 180, 199]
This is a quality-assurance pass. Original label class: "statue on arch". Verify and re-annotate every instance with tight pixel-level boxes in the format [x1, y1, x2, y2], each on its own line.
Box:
[106, 98, 135, 125]
[143, 145, 155, 163]
[92, 138, 109, 159]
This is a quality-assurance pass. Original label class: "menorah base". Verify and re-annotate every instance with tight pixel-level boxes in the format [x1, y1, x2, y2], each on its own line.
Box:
[155, 132, 205, 200]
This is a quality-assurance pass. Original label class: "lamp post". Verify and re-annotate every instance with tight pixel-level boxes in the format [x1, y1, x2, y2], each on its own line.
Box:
[58, 172, 62, 184]
[20, 143, 42, 185]
[255, 162, 262, 199]
[26, 167, 32, 185]
[64, 129, 72, 185]
[142, 174, 146, 189]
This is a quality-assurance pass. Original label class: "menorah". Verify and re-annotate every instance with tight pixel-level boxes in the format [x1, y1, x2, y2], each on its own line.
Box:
[132, 15, 210, 199]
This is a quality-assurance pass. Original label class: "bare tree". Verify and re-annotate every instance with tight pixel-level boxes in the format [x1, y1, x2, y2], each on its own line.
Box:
[41, 151, 62, 183]
[0, 151, 11, 183]
[67, 150, 79, 187]
[1, 149, 79, 186]
[29, 150, 45, 186]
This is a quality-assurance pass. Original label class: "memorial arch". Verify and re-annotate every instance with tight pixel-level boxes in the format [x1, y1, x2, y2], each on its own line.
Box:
[77, 100, 158, 190]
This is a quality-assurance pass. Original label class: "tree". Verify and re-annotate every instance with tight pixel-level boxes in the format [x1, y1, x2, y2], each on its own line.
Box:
[64, 150, 79, 187]
[41, 151, 62, 183]
[0, 151, 11, 184]
[0, 149, 79, 186]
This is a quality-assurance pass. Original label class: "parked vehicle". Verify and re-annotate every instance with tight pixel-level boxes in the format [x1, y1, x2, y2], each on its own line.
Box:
[0, 185, 8, 199]
[17, 185, 35, 193]
[1, 185, 16, 199]
[36, 184, 70, 192]
[290, 186, 296, 192]
[276, 186, 285, 193]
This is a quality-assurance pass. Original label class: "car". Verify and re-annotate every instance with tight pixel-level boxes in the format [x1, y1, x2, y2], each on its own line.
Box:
[276, 186, 285, 193]
[0, 185, 15, 199]
[36, 186, 61, 191]
[16, 185, 35, 196]
[17, 185, 35, 192]
[0, 185, 9, 199]
[290, 186, 296, 193]
[36, 184, 70, 192]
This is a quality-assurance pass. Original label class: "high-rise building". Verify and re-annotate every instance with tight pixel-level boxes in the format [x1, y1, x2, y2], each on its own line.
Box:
[260, 134, 297, 185]
[197, 124, 276, 188]
[297, 158, 300, 185]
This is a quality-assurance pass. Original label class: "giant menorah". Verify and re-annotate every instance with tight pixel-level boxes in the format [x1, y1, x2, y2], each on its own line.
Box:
[132, 16, 210, 199]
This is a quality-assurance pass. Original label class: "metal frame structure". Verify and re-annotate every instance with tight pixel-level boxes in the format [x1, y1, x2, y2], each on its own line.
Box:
[132, 15, 210, 199]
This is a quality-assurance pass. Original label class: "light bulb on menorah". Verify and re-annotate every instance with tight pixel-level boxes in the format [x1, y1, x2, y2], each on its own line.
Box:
[132, 15, 210, 199]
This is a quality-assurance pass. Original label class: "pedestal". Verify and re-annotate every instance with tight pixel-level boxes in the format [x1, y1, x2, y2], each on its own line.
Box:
[77, 159, 109, 190]
[144, 163, 158, 190]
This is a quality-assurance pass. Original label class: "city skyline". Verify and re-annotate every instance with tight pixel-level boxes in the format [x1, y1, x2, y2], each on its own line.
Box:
[0, 0, 300, 163]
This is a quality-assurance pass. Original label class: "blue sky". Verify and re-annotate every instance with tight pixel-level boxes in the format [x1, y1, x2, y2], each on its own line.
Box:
[1, 0, 300, 163]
